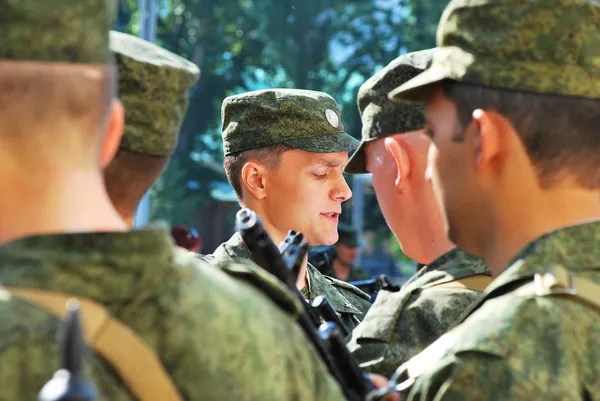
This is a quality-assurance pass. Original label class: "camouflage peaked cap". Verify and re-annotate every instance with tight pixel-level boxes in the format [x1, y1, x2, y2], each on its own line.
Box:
[345, 49, 435, 174]
[390, 0, 600, 101]
[221, 89, 359, 156]
[2, 0, 114, 62]
[337, 223, 360, 248]
[111, 31, 200, 156]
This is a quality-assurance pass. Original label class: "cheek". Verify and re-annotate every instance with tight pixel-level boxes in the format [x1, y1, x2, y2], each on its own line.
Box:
[270, 174, 316, 216]
[371, 172, 393, 210]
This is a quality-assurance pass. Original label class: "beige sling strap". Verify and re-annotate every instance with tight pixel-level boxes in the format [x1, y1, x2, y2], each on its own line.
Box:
[429, 274, 493, 292]
[1, 286, 183, 401]
[515, 265, 600, 310]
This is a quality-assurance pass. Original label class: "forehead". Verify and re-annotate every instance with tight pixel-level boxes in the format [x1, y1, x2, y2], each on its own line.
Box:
[283, 148, 349, 167]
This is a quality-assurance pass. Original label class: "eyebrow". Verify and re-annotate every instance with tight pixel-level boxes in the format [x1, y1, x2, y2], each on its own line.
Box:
[317, 159, 343, 168]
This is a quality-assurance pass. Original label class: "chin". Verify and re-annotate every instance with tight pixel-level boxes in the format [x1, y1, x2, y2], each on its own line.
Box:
[308, 233, 337, 246]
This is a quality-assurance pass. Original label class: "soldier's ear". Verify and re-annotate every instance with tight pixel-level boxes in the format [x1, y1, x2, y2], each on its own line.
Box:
[384, 136, 411, 190]
[100, 99, 124, 169]
[241, 161, 268, 200]
[471, 108, 511, 174]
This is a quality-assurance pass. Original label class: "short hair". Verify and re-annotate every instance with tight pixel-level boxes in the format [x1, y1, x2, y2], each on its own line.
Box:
[223, 144, 293, 199]
[0, 61, 113, 156]
[443, 81, 600, 189]
[104, 149, 170, 217]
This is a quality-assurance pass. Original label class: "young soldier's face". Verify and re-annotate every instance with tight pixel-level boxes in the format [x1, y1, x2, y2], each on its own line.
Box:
[424, 88, 488, 253]
[263, 149, 352, 245]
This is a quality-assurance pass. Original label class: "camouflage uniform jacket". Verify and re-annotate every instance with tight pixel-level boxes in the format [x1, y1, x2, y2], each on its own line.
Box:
[347, 248, 489, 377]
[405, 222, 600, 401]
[201, 233, 371, 334]
[0, 227, 346, 401]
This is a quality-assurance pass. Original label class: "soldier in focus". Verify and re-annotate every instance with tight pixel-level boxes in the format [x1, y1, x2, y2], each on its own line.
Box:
[199, 89, 371, 333]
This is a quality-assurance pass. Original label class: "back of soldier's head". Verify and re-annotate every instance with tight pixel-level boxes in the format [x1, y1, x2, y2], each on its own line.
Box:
[0, 0, 115, 169]
[391, 0, 600, 190]
[103, 32, 199, 222]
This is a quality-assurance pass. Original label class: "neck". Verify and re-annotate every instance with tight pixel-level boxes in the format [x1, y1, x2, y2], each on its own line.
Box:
[397, 182, 455, 265]
[332, 258, 351, 281]
[0, 168, 127, 245]
[412, 234, 455, 265]
[398, 203, 455, 265]
[117, 206, 136, 228]
[484, 188, 600, 276]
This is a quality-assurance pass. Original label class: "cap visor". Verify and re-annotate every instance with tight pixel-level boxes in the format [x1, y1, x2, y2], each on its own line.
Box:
[284, 132, 359, 154]
[343, 140, 368, 174]
[388, 65, 449, 102]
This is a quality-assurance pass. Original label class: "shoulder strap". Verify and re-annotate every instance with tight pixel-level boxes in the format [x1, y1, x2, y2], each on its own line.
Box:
[515, 265, 600, 310]
[1, 286, 183, 401]
[429, 274, 493, 292]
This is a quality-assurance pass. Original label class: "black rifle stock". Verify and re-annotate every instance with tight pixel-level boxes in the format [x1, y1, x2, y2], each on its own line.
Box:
[236, 208, 373, 401]
[349, 275, 401, 302]
[38, 302, 98, 401]
[279, 230, 349, 337]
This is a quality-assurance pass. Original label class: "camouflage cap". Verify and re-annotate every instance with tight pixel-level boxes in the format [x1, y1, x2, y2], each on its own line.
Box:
[111, 31, 200, 156]
[2, 0, 114, 62]
[390, 0, 600, 101]
[337, 223, 360, 248]
[221, 89, 359, 156]
[345, 49, 434, 174]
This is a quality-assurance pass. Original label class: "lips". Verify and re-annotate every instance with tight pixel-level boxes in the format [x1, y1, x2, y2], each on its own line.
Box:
[320, 212, 340, 220]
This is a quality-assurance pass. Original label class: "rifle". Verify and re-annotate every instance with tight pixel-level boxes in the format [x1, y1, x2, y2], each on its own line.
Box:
[236, 208, 375, 401]
[348, 275, 401, 302]
[38, 301, 98, 401]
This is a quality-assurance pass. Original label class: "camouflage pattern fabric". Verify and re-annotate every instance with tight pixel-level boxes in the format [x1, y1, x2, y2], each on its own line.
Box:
[347, 248, 489, 377]
[2, 0, 113, 62]
[200, 233, 371, 335]
[404, 221, 600, 401]
[0, 228, 346, 401]
[111, 31, 200, 156]
[221, 89, 359, 156]
[345, 49, 434, 174]
[390, 0, 600, 101]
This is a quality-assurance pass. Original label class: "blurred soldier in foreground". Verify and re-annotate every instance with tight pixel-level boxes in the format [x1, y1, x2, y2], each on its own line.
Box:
[200, 89, 371, 333]
[384, 0, 600, 399]
[0, 6, 348, 401]
[104, 31, 195, 228]
[344, 49, 491, 377]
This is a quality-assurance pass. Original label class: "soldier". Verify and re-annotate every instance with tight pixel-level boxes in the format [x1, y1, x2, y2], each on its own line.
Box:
[343, 49, 491, 377]
[0, 3, 351, 400]
[200, 89, 371, 333]
[332, 223, 369, 282]
[103, 31, 196, 228]
[386, 0, 600, 399]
